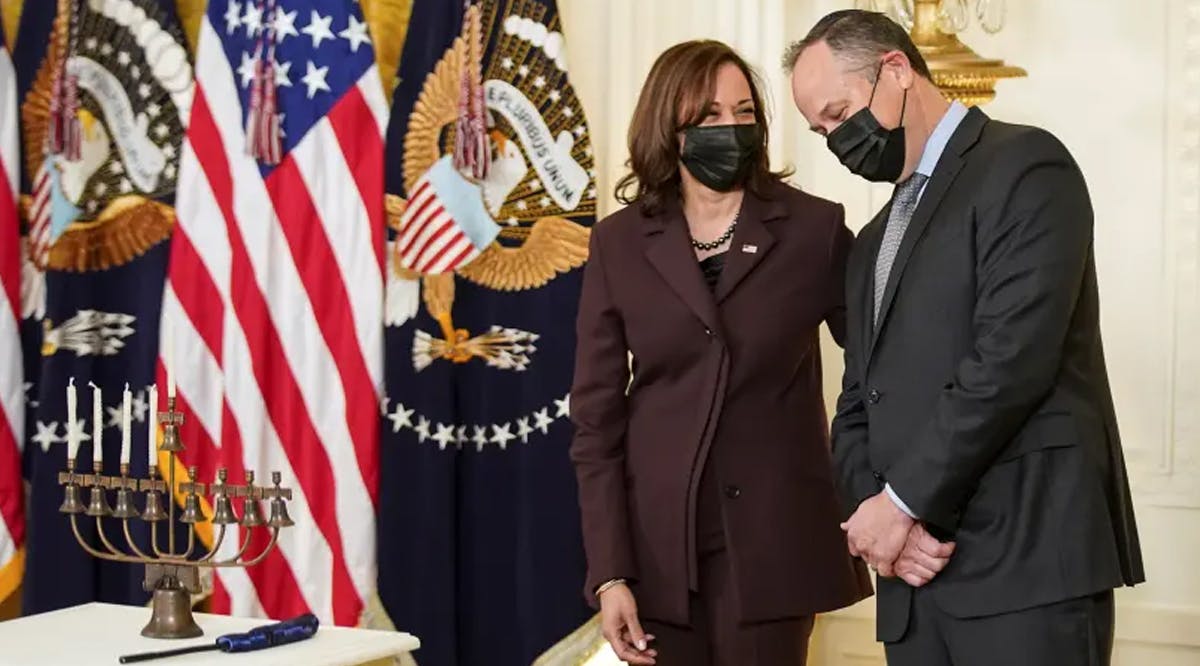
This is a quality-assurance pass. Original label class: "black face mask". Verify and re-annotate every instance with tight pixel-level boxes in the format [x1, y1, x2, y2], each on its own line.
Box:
[826, 65, 908, 183]
[680, 124, 760, 192]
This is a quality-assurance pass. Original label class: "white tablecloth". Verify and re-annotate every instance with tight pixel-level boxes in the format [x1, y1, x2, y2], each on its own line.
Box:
[0, 602, 420, 666]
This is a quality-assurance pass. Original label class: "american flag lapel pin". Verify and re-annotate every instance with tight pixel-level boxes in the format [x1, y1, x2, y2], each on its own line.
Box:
[741, 244, 758, 254]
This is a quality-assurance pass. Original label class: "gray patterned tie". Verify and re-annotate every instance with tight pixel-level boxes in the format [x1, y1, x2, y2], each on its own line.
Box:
[873, 173, 929, 324]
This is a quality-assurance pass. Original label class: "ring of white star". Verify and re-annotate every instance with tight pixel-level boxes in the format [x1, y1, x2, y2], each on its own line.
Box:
[383, 394, 571, 451]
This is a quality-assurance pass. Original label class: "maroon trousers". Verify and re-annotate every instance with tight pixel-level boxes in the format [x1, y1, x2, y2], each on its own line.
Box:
[642, 545, 815, 666]
[638, 440, 815, 665]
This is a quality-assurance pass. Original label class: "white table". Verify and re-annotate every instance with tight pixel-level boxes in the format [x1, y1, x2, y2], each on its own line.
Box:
[0, 602, 420, 666]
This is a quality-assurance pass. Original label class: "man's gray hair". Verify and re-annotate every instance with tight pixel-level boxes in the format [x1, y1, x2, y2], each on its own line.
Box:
[782, 10, 932, 81]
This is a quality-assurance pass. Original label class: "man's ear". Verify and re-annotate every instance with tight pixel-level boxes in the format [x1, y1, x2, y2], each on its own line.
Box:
[882, 50, 916, 90]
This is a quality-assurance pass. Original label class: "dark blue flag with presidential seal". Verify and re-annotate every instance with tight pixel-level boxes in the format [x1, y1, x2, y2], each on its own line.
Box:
[14, 0, 193, 613]
[377, 0, 595, 663]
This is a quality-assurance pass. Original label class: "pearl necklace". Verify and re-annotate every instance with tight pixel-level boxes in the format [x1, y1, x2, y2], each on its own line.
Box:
[690, 211, 739, 251]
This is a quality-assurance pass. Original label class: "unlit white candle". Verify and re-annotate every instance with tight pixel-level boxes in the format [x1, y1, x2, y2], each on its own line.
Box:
[66, 378, 78, 461]
[120, 383, 132, 464]
[147, 384, 158, 468]
[90, 382, 103, 464]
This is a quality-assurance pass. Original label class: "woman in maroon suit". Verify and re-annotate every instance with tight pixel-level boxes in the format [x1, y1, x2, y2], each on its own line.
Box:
[569, 40, 872, 666]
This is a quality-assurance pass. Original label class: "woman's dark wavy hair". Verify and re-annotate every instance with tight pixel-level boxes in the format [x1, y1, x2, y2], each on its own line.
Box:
[614, 40, 789, 216]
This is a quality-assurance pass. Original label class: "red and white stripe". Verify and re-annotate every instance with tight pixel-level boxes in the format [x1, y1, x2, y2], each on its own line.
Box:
[163, 15, 385, 625]
[397, 178, 484, 274]
[27, 164, 51, 267]
[0, 38, 26, 606]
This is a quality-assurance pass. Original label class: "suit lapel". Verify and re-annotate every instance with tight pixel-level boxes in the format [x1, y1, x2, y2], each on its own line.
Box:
[644, 207, 723, 335]
[714, 191, 784, 304]
[867, 107, 990, 362]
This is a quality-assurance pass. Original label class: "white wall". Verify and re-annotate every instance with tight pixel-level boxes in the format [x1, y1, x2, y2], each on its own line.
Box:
[558, 0, 1200, 663]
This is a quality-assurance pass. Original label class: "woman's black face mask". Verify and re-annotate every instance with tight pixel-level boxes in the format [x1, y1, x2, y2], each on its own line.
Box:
[680, 123, 760, 192]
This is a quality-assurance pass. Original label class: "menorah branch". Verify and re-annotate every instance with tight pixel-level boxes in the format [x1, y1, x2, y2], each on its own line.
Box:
[210, 526, 256, 566]
[68, 514, 143, 565]
[95, 515, 139, 560]
[212, 527, 281, 568]
[196, 524, 228, 563]
[149, 521, 171, 560]
[122, 518, 152, 560]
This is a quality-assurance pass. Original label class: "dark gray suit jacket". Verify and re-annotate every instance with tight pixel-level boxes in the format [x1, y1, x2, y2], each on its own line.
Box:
[832, 107, 1145, 642]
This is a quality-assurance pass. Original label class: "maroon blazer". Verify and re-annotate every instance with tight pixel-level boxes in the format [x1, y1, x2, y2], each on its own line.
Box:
[569, 181, 872, 625]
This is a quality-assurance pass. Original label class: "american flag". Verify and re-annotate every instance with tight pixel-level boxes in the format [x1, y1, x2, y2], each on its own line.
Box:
[0, 27, 25, 606]
[163, 0, 386, 625]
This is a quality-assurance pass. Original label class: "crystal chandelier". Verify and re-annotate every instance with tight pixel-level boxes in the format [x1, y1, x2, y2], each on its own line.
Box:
[855, 0, 1025, 105]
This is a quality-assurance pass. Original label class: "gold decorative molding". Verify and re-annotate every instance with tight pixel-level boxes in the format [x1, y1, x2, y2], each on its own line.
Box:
[909, 0, 1025, 106]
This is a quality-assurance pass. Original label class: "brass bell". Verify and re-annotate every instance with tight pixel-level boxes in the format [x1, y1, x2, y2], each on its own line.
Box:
[162, 412, 184, 453]
[268, 497, 293, 528]
[210, 468, 237, 525]
[241, 499, 264, 527]
[160, 420, 182, 452]
[112, 487, 139, 519]
[142, 490, 167, 522]
[59, 483, 85, 514]
[85, 485, 112, 517]
[179, 493, 204, 524]
[211, 494, 238, 525]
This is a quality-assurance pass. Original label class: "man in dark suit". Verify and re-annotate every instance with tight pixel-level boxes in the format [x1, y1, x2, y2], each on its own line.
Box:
[783, 10, 1145, 666]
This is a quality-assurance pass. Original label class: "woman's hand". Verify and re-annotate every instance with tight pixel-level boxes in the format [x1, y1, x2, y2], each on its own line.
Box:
[599, 582, 657, 664]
